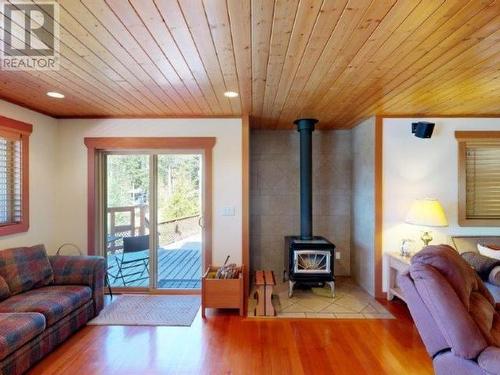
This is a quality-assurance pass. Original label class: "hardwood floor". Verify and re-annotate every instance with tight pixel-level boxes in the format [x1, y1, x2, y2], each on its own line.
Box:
[28, 299, 432, 375]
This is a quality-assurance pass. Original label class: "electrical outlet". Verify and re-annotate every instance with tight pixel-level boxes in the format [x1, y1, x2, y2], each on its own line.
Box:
[335, 252, 341, 260]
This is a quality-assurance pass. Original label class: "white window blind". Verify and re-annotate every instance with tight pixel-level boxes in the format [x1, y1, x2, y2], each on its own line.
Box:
[465, 142, 500, 220]
[0, 135, 22, 225]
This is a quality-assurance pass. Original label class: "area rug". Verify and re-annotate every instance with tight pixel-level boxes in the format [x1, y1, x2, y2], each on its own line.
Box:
[88, 295, 200, 326]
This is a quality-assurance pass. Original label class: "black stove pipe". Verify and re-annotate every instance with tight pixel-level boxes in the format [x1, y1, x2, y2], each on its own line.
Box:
[294, 118, 318, 240]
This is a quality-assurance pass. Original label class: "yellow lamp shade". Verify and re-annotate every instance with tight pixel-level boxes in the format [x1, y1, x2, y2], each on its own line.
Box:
[405, 198, 448, 227]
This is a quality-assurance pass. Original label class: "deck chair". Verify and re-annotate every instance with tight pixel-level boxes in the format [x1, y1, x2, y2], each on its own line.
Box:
[115, 235, 150, 286]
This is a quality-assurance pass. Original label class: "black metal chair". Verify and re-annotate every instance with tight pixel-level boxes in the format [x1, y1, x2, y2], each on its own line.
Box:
[115, 235, 150, 286]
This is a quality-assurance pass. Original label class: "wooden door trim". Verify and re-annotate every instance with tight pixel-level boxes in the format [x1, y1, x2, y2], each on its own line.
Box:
[84, 137, 216, 274]
[241, 115, 250, 314]
[374, 116, 384, 299]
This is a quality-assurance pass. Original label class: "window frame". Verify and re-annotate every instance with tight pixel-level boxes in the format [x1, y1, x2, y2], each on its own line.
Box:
[456, 131, 500, 227]
[0, 115, 32, 236]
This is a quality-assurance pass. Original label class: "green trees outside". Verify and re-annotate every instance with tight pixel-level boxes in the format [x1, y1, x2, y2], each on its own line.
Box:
[158, 154, 201, 223]
[107, 154, 201, 224]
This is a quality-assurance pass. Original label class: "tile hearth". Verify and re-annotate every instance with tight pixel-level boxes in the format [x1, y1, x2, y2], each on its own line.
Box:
[248, 277, 394, 319]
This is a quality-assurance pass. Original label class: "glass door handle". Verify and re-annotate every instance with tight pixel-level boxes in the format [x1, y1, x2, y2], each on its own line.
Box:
[198, 216, 204, 228]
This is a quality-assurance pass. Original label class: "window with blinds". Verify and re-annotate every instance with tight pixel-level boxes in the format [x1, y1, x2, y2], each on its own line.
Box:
[0, 135, 22, 225]
[465, 143, 500, 220]
[456, 131, 500, 227]
[0, 116, 31, 236]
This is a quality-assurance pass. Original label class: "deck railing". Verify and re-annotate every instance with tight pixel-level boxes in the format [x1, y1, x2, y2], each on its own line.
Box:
[107, 205, 200, 253]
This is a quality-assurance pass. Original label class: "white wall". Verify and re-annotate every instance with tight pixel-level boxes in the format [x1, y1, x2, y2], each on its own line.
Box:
[56, 118, 243, 265]
[0, 100, 59, 251]
[382, 117, 500, 290]
[351, 117, 376, 295]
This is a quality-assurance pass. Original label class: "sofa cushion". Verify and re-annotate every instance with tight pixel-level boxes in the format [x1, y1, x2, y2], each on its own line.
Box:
[0, 245, 53, 295]
[0, 286, 92, 326]
[0, 312, 46, 360]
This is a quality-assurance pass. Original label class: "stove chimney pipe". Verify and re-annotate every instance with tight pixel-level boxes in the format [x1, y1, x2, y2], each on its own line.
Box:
[294, 118, 318, 240]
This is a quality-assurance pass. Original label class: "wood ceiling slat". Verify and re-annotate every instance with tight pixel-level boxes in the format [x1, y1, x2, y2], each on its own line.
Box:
[397, 53, 500, 114]
[0, 0, 498, 126]
[338, 11, 500, 126]
[0, 23, 123, 116]
[382, 46, 500, 115]
[272, 0, 373, 128]
[104, 0, 193, 114]
[202, 0, 242, 114]
[273, 0, 348, 128]
[111, 1, 203, 114]
[130, 0, 213, 114]
[444, 91, 500, 115]
[310, 0, 444, 119]
[267, 0, 324, 126]
[316, 0, 475, 126]
[61, 0, 170, 115]
[177, 0, 236, 114]
[227, 0, 252, 115]
[250, 0, 274, 124]
[0, 28, 122, 117]
[333, 1, 500, 126]
[291, 0, 400, 126]
[154, 0, 228, 114]
[261, 0, 300, 128]
[78, 0, 186, 114]
[0, 72, 108, 116]
[3, 0, 145, 116]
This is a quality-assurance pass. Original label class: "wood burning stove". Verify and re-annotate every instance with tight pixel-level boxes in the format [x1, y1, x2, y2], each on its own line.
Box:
[284, 119, 336, 298]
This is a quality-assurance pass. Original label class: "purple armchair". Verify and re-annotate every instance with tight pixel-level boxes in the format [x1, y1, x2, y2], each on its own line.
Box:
[399, 245, 500, 375]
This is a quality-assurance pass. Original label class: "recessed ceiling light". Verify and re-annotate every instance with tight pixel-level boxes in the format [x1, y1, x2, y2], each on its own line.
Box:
[224, 91, 239, 98]
[46, 91, 65, 99]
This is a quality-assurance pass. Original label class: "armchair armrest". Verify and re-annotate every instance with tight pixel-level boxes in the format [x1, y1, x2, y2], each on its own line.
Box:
[49, 255, 105, 314]
[478, 347, 500, 374]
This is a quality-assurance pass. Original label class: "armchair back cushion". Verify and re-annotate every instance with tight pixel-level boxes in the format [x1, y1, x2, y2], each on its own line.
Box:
[410, 245, 500, 358]
[0, 245, 53, 295]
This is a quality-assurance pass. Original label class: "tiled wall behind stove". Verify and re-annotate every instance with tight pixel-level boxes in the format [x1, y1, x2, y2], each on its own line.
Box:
[250, 130, 352, 278]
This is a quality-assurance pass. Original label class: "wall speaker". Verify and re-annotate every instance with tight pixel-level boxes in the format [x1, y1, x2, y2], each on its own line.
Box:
[412, 121, 435, 138]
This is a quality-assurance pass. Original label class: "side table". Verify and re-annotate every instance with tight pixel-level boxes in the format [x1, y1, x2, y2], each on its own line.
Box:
[386, 252, 411, 302]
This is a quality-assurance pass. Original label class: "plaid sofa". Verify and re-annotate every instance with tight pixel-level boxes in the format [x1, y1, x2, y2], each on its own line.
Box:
[0, 245, 105, 375]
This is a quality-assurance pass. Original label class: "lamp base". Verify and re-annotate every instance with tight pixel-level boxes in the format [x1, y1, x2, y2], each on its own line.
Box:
[421, 231, 433, 246]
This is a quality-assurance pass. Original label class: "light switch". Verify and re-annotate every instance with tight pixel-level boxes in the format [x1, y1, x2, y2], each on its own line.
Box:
[221, 207, 235, 216]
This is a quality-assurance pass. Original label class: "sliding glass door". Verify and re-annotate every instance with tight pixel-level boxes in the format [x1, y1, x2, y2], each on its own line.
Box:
[156, 154, 202, 289]
[102, 152, 203, 291]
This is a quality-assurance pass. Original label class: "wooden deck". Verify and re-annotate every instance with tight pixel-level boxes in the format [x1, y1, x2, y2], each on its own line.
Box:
[107, 248, 201, 289]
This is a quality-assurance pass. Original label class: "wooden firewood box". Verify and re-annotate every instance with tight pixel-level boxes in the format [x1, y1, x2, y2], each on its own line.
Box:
[201, 265, 244, 318]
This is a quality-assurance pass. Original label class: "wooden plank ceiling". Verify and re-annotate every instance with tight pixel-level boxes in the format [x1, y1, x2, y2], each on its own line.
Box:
[0, 0, 499, 129]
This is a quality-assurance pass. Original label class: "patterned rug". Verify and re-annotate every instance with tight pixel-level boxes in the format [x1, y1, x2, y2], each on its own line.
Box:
[89, 295, 200, 326]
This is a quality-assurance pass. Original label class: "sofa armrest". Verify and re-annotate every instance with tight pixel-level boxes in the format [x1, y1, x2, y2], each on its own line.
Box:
[478, 347, 500, 374]
[48, 255, 105, 314]
[489, 266, 500, 286]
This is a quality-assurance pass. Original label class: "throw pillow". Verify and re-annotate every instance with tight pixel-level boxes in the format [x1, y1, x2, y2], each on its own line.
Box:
[0, 245, 54, 295]
[478, 244, 500, 261]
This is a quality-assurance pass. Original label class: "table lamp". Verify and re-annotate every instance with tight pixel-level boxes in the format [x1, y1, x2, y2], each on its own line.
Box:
[405, 198, 448, 246]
